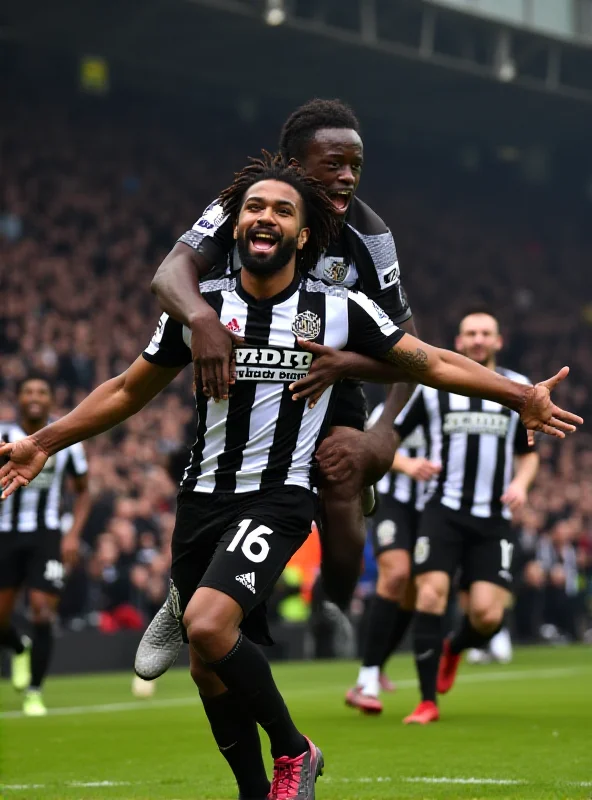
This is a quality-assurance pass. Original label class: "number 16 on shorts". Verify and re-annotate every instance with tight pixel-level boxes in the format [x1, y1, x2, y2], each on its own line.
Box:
[227, 519, 273, 563]
[213, 516, 305, 605]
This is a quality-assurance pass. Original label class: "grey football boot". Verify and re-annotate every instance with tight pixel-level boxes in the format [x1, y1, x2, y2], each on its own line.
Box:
[134, 581, 184, 680]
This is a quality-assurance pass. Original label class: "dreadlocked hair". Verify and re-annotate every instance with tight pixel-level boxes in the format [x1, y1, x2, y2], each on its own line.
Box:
[279, 98, 361, 162]
[218, 150, 339, 275]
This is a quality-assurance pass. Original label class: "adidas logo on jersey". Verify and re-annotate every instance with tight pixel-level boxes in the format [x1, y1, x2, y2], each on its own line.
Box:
[235, 572, 256, 594]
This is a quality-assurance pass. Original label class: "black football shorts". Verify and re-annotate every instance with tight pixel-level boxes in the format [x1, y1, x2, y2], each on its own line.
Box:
[0, 529, 65, 595]
[370, 499, 420, 557]
[413, 500, 516, 591]
[328, 380, 367, 432]
[171, 486, 316, 645]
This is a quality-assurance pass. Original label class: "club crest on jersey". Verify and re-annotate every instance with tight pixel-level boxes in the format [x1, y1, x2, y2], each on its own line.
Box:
[323, 257, 349, 284]
[291, 311, 321, 341]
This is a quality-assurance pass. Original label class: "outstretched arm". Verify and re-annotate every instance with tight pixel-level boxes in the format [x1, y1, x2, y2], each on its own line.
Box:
[0, 358, 183, 498]
[373, 316, 417, 430]
[384, 334, 581, 438]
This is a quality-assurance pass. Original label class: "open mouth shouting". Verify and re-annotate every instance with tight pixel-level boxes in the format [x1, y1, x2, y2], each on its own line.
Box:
[248, 227, 281, 255]
[328, 190, 353, 214]
[25, 402, 44, 418]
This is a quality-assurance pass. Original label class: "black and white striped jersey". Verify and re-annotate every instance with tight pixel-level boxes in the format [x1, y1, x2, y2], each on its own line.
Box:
[394, 367, 535, 520]
[368, 402, 428, 512]
[0, 423, 88, 533]
[143, 273, 404, 495]
[178, 195, 411, 324]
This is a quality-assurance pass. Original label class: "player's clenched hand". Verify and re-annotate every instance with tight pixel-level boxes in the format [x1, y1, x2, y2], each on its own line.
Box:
[0, 437, 49, 500]
[520, 367, 583, 440]
[501, 481, 528, 512]
[190, 313, 242, 402]
[405, 457, 441, 482]
[290, 338, 351, 408]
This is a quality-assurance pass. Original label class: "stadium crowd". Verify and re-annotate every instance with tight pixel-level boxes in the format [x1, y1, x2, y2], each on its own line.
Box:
[1, 93, 591, 641]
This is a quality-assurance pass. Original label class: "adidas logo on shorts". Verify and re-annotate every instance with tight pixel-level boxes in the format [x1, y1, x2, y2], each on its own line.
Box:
[235, 572, 256, 594]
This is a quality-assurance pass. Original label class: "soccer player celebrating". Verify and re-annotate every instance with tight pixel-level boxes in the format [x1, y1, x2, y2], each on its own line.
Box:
[346, 402, 440, 714]
[0, 375, 90, 716]
[138, 98, 416, 680]
[395, 309, 542, 725]
[1, 159, 580, 798]
[148, 97, 413, 611]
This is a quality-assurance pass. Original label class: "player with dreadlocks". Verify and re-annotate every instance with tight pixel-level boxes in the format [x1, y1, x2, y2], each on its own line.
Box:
[139, 100, 420, 694]
[1, 154, 581, 799]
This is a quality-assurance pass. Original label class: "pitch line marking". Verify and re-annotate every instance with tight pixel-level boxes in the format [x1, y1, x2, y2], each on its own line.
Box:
[0, 665, 588, 720]
[404, 777, 525, 785]
[3, 778, 592, 791]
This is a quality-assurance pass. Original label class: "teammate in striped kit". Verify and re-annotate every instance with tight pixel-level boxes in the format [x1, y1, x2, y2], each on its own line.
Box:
[397, 310, 542, 725]
[0, 160, 580, 798]
[346, 402, 440, 714]
[0, 375, 90, 716]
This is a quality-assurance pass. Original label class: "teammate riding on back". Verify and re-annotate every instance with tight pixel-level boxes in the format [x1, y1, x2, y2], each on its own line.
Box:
[139, 100, 420, 684]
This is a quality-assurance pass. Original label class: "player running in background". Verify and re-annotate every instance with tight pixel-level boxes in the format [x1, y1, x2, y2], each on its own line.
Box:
[0, 375, 90, 716]
[346, 401, 440, 714]
[1, 160, 578, 797]
[395, 309, 542, 725]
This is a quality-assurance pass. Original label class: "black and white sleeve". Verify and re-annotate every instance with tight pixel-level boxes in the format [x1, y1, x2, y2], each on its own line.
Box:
[177, 199, 235, 269]
[345, 291, 405, 357]
[142, 313, 192, 369]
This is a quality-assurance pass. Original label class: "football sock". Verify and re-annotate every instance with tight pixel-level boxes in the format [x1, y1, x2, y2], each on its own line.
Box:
[201, 690, 270, 799]
[209, 634, 307, 759]
[0, 625, 25, 654]
[361, 595, 399, 669]
[357, 666, 380, 697]
[413, 612, 443, 703]
[30, 622, 53, 689]
[383, 603, 414, 665]
[449, 614, 502, 655]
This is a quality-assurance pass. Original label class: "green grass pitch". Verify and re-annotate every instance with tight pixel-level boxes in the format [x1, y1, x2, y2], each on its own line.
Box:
[1, 646, 591, 799]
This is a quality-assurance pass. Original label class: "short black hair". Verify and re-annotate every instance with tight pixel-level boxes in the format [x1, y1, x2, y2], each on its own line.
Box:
[279, 98, 361, 162]
[16, 373, 54, 397]
[459, 305, 499, 330]
[219, 150, 339, 274]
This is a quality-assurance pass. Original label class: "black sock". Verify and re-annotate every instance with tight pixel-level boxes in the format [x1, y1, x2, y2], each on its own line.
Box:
[413, 612, 443, 703]
[201, 690, 270, 799]
[0, 626, 25, 654]
[449, 615, 502, 655]
[30, 623, 53, 690]
[361, 596, 412, 668]
[383, 605, 414, 667]
[209, 634, 307, 760]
